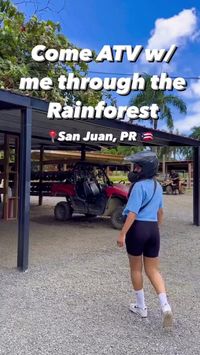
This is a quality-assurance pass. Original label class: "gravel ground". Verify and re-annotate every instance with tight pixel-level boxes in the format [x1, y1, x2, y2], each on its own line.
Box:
[0, 192, 200, 355]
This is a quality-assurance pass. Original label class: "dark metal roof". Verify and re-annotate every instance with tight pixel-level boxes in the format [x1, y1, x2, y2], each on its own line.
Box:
[0, 89, 199, 149]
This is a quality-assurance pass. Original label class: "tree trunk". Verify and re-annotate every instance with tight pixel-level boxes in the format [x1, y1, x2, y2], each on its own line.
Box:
[153, 120, 158, 130]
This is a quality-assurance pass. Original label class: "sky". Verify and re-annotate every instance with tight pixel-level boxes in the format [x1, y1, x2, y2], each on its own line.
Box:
[14, 0, 200, 135]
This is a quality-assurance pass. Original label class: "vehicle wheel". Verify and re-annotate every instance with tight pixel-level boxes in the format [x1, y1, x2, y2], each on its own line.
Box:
[111, 206, 126, 230]
[85, 213, 97, 218]
[179, 185, 186, 194]
[54, 201, 72, 221]
[166, 185, 173, 195]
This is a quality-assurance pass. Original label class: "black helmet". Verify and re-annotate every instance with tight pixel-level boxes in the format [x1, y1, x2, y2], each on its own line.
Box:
[125, 151, 159, 183]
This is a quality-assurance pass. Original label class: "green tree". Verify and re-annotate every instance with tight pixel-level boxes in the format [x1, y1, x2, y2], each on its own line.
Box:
[179, 126, 200, 160]
[129, 74, 187, 130]
[101, 146, 144, 156]
[178, 146, 192, 160]
[0, 0, 105, 106]
[190, 126, 200, 140]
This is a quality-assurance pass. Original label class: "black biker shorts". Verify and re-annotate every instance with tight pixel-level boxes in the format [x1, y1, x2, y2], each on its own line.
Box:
[125, 220, 160, 258]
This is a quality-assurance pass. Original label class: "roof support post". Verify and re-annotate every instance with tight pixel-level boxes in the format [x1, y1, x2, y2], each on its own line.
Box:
[38, 145, 44, 206]
[193, 146, 200, 226]
[81, 145, 86, 161]
[17, 107, 32, 271]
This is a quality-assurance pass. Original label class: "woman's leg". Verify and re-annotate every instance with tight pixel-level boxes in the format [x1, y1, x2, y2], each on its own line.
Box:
[143, 256, 166, 294]
[128, 254, 143, 291]
[144, 256, 173, 327]
[128, 255, 146, 312]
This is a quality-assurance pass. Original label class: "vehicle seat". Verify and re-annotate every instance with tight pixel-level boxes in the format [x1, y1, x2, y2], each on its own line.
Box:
[83, 180, 100, 198]
[76, 179, 86, 199]
[83, 181, 92, 198]
[89, 181, 100, 196]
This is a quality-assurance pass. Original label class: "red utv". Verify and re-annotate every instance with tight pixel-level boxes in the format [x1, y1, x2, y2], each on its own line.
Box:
[51, 162, 129, 229]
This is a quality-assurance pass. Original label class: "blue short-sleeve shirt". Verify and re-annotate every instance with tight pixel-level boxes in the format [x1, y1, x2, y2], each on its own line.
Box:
[123, 179, 163, 221]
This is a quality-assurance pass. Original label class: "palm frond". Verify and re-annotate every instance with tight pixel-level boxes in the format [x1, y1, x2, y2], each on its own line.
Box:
[190, 126, 200, 140]
[129, 74, 187, 130]
[162, 106, 174, 130]
[164, 95, 187, 114]
[129, 92, 147, 107]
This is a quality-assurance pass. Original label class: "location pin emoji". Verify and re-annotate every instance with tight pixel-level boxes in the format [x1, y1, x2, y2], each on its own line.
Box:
[49, 130, 57, 143]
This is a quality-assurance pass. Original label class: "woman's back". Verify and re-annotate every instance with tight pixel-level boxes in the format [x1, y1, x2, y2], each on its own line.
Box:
[124, 179, 163, 221]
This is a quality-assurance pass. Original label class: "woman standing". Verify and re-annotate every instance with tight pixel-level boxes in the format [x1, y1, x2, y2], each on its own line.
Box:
[117, 151, 173, 328]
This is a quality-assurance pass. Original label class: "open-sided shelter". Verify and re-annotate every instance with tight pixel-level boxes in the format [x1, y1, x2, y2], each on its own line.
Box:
[0, 89, 200, 271]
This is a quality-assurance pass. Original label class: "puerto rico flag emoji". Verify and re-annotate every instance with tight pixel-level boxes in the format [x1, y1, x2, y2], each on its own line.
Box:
[141, 132, 154, 141]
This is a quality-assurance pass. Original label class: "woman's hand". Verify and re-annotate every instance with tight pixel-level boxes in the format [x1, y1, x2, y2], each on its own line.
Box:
[117, 231, 126, 247]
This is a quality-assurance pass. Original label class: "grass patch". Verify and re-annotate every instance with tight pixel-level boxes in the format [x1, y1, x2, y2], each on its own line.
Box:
[109, 175, 128, 183]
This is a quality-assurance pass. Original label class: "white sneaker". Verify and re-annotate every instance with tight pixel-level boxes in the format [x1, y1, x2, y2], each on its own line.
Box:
[162, 304, 173, 328]
[130, 303, 147, 318]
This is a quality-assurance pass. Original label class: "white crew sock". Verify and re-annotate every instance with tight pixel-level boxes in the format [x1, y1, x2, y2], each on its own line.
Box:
[135, 289, 146, 309]
[158, 292, 171, 311]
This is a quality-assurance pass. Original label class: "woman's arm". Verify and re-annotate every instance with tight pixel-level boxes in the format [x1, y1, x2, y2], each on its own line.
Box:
[122, 212, 137, 234]
[117, 212, 137, 247]
[157, 207, 164, 225]
[117, 182, 143, 247]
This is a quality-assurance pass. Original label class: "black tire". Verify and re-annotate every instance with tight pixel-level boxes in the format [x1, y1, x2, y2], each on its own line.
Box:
[54, 201, 72, 221]
[85, 213, 97, 218]
[111, 206, 126, 230]
[166, 185, 173, 195]
[179, 185, 186, 194]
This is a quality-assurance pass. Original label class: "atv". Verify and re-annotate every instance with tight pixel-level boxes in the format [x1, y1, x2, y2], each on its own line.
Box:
[51, 162, 129, 229]
[161, 177, 187, 195]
